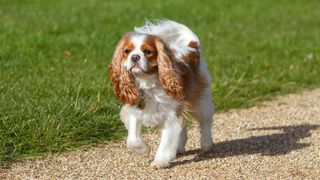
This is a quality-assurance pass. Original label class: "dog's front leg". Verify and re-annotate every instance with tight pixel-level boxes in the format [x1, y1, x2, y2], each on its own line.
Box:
[120, 106, 150, 157]
[151, 114, 182, 168]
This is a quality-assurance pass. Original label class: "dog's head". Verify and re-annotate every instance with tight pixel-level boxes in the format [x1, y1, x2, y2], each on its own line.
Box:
[108, 32, 184, 105]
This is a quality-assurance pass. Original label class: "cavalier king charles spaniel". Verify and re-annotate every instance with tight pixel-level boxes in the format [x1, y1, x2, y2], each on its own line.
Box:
[108, 20, 214, 168]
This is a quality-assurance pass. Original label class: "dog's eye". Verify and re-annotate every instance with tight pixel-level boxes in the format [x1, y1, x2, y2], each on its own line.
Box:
[143, 49, 152, 55]
[124, 49, 131, 54]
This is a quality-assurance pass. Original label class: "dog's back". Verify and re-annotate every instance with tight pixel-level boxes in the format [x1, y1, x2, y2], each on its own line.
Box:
[134, 20, 200, 48]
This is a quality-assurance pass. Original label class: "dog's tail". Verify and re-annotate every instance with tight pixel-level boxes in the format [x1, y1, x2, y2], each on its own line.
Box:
[134, 19, 200, 49]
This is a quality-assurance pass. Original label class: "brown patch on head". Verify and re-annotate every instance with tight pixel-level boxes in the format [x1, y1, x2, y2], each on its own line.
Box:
[122, 43, 135, 60]
[140, 35, 159, 74]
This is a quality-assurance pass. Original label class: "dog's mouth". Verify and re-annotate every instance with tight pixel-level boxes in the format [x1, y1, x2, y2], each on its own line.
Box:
[131, 64, 151, 75]
[130, 64, 144, 75]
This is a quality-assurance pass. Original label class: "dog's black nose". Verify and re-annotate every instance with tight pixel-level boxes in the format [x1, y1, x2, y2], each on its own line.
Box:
[131, 54, 140, 62]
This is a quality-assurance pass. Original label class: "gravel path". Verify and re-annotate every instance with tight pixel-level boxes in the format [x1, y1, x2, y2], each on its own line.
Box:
[1, 88, 320, 179]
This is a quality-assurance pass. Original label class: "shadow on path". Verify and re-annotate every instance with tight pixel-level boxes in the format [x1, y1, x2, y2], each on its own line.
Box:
[173, 124, 319, 167]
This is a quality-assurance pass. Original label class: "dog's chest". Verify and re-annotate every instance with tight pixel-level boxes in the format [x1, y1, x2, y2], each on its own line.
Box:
[138, 87, 178, 127]
[134, 76, 179, 127]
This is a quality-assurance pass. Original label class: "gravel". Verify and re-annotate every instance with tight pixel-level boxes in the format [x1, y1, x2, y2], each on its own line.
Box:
[1, 88, 320, 179]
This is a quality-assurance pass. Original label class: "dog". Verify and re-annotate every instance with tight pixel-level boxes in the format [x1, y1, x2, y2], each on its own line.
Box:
[108, 20, 214, 168]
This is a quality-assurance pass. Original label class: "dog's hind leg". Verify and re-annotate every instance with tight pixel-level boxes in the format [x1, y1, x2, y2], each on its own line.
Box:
[177, 126, 187, 154]
[192, 94, 214, 152]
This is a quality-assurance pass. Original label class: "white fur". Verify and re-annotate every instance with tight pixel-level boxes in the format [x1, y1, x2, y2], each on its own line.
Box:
[134, 19, 200, 47]
[120, 20, 214, 168]
[170, 44, 198, 62]
[120, 74, 182, 167]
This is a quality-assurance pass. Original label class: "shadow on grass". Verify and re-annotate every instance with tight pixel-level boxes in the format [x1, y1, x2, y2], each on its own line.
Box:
[172, 124, 319, 167]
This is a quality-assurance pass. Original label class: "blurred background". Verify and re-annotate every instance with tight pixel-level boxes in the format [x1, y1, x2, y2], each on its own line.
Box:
[0, 0, 319, 164]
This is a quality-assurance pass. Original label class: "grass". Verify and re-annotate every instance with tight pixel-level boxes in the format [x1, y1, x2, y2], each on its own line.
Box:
[0, 0, 319, 165]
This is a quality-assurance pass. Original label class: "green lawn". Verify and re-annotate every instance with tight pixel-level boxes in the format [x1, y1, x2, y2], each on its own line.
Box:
[1, 0, 319, 165]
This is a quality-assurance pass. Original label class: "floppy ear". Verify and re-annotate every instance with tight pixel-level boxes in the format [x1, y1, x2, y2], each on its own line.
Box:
[108, 34, 139, 105]
[155, 39, 185, 100]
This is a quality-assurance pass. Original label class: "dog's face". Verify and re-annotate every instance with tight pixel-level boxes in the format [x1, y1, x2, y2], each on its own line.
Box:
[108, 32, 184, 105]
[121, 34, 159, 76]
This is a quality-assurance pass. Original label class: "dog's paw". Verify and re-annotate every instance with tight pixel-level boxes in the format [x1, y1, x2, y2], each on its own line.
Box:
[177, 147, 186, 155]
[201, 142, 213, 153]
[150, 160, 170, 169]
[127, 140, 150, 157]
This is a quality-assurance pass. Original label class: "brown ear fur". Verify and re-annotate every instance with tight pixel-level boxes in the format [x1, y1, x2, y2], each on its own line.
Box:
[155, 39, 185, 100]
[108, 34, 139, 105]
